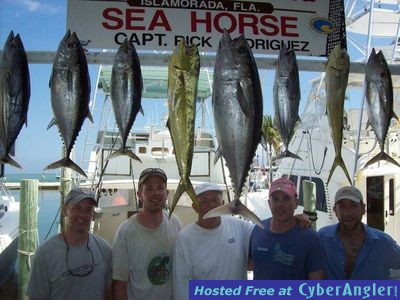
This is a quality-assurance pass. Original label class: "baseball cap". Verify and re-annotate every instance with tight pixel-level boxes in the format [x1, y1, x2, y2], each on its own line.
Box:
[64, 188, 97, 206]
[138, 168, 167, 188]
[335, 186, 363, 204]
[195, 182, 222, 196]
[269, 177, 297, 198]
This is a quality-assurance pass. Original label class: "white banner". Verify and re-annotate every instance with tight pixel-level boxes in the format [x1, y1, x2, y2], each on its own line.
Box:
[67, 0, 344, 56]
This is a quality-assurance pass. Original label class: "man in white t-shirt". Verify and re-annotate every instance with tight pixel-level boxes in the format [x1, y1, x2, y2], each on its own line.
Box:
[173, 182, 254, 300]
[112, 168, 182, 300]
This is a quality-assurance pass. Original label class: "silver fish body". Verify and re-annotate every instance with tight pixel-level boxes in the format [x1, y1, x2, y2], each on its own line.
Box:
[108, 38, 143, 162]
[325, 45, 352, 184]
[0, 31, 30, 168]
[273, 44, 301, 160]
[204, 31, 264, 228]
[364, 49, 400, 168]
[45, 31, 92, 177]
[167, 41, 200, 214]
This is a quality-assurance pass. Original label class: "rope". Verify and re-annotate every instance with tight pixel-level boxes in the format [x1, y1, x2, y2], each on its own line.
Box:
[17, 249, 35, 271]
[44, 205, 61, 240]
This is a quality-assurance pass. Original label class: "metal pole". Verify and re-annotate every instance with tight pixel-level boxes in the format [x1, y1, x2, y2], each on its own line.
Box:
[59, 146, 72, 231]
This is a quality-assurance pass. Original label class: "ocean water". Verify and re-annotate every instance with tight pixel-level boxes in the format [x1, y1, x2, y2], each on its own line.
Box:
[5, 173, 61, 242]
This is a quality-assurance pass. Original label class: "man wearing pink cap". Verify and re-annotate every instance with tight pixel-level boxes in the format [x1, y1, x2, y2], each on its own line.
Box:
[249, 177, 324, 279]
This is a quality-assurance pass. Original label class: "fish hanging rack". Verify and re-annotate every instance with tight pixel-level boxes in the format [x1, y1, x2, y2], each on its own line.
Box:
[3, 50, 400, 76]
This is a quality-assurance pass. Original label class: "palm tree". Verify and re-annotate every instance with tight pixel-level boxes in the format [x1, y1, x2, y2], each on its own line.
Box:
[261, 115, 281, 186]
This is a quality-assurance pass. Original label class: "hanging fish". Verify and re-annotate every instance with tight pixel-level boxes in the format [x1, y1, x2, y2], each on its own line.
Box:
[273, 43, 301, 161]
[107, 38, 143, 162]
[45, 30, 93, 178]
[166, 40, 200, 214]
[325, 45, 352, 184]
[0, 31, 30, 169]
[203, 30, 264, 228]
[364, 49, 400, 168]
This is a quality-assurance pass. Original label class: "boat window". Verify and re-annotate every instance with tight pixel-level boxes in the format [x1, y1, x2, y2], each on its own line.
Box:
[97, 188, 134, 208]
[138, 146, 146, 154]
[151, 147, 169, 156]
[366, 176, 384, 231]
[389, 178, 394, 216]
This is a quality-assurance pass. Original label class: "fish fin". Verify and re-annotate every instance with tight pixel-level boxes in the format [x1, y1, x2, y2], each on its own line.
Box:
[236, 81, 251, 118]
[274, 150, 302, 161]
[213, 147, 223, 165]
[327, 155, 351, 184]
[105, 148, 142, 163]
[393, 111, 399, 122]
[297, 116, 302, 124]
[140, 106, 144, 116]
[365, 120, 370, 130]
[203, 199, 264, 229]
[47, 118, 57, 130]
[45, 157, 88, 178]
[87, 110, 94, 123]
[0, 155, 22, 169]
[364, 151, 400, 169]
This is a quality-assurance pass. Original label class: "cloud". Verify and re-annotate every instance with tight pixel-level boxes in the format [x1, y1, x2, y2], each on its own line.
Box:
[10, 0, 63, 14]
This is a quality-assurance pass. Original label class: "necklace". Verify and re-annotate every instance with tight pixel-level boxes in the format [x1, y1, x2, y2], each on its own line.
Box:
[62, 232, 94, 277]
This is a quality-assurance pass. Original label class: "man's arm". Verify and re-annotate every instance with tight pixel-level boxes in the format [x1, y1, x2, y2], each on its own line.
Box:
[113, 280, 127, 300]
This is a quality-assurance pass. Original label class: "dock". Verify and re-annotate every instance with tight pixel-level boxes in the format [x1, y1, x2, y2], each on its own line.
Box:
[4, 182, 60, 190]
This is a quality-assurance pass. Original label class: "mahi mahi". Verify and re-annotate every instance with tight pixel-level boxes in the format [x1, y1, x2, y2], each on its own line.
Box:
[45, 31, 93, 178]
[325, 45, 352, 184]
[0, 31, 30, 168]
[204, 31, 264, 228]
[167, 40, 200, 215]
[107, 38, 143, 162]
[364, 49, 400, 168]
[273, 43, 301, 161]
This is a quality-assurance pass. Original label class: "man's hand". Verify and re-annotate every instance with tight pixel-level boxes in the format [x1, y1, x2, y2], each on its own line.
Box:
[294, 213, 312, 228]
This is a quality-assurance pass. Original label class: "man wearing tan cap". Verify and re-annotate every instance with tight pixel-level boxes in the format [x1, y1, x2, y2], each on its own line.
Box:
[173, 182, 254, 300]
[319, 185, 400, 279]
[249, 177, 324, 279]
[27, 188, 112, 300]
[112, 168, 182, 300]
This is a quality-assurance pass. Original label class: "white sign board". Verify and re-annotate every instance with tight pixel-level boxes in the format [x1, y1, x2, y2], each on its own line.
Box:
[67, 0, 345, 56]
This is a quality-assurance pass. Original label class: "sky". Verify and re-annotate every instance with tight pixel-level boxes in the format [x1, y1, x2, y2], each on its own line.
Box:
[0, 0, 372, 175]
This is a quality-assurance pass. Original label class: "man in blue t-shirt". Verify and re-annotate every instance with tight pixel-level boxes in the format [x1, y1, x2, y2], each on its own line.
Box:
[249, 177, 324, 279]
[318, 185, 400, 279]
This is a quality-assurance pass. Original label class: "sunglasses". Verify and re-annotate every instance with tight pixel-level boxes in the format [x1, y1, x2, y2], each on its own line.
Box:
[63, 232, 94, 277]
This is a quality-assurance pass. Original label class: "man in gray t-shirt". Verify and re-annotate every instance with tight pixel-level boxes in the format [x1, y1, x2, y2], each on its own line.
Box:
[26, 188, 112, 300]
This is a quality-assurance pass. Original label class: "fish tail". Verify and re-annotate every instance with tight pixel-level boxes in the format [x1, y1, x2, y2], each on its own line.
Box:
[169, 180, 185, 217]
[105, 148, 142, 163]
[364, 151, 400, 168]
[0, 155, 22, 169]
[169, 178, 199, 218]
[274, 150, 302, 161]
[203, 199, 264, 229]
[327, 155, 351, 184]
[45, 157, 88, 178]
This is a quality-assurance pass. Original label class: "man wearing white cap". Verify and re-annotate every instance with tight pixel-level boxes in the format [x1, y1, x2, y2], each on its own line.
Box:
[249, 177, 324, 280]
[27, 188, 112, 300]
[112, 168, 181, 300]
[173, 182, 254, 300]
[319, 185, 400, 279]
